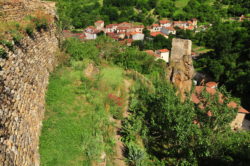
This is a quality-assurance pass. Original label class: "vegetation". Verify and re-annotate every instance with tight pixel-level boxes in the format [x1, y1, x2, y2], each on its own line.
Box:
[0, 48, 8, 59]
[40, 36, 250, 165]
[0, 11, 53, 50]
[122, 81, 250, 165]
[194, 20, 250, 110]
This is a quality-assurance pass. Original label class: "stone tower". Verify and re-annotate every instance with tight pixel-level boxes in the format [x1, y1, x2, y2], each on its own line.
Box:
[167, 38, 194, 101]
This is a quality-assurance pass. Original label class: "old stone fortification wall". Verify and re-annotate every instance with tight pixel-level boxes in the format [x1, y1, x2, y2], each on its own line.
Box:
[167, 38, 194, 101]
[0, 0, 58, 166]
[0, 0, 56, 22]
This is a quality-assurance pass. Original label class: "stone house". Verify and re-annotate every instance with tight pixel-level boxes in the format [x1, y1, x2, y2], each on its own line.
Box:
[156, 49, 170, 63]
[161, 26, 176, 35]
[95, 20, 104, 30]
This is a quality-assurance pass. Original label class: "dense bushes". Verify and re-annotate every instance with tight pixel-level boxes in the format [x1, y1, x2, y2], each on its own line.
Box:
[194, 21, 250, 109]
[121, 80, 249, 165]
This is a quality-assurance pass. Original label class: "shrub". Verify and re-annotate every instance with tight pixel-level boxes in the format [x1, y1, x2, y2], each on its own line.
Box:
[0, 48, 8, 59]
[34, 17, 49, 32]
[11, 31, 23, 45]
[25, 26, 34, 38]
[1, 40, 14, 51]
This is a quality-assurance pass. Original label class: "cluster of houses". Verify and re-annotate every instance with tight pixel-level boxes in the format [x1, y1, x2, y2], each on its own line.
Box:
[63, 18, 198, 43]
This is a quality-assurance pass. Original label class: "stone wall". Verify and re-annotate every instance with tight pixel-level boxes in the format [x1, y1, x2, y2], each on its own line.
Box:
[0, 0, 59, 165]
[0, 0, 56, 22]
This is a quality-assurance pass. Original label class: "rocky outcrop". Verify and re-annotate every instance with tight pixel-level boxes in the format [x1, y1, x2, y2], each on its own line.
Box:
[0, 0, 58, 165]
[167, 38, 194, 101]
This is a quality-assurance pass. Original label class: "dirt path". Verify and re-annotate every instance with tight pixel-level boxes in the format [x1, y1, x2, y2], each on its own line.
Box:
[112, 79, 132, 166]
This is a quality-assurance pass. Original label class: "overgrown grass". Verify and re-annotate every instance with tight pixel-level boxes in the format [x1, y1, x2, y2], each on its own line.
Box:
[40, 61, 126, 166]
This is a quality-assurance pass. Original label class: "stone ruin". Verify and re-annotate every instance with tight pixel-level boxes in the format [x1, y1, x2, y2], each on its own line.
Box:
[167, 38, 195, 101]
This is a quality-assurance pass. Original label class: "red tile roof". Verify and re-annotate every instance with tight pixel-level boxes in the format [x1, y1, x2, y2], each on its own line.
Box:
[95, 20, 104, 23]
[206, 82, 218, 88]
[158, 49, 169, 53]
[106, 24, 118, 28]
[144, 50, 160, 58]
[117, 26, 129, 30]
[191, 86, 249, 114]
[165, 27, 176, 31]
[150, 32, 165, 37]
[227, 102, 249, 114]
[159, 20, 171, 24]
[152, 24, 160, 27]
[133, 25, 145, 28]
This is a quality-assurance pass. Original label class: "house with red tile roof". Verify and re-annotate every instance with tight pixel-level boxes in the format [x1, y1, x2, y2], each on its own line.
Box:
[95, 20, 104, 30]
[144, 50, 160, 58]
[159, 20, 172, 27]
[206, 82, 218, 89]
[105, 24, 118, 33]
[150, 24, 161, 32]
[191, 85, 249, 130]
[133, 25, 144, 33]
[161, 26, 176, 35]
[156, 49, 170, 63]
[150, 32, 168, 38]
[127, 32, 144, 41]
[84, 26, 99, 40]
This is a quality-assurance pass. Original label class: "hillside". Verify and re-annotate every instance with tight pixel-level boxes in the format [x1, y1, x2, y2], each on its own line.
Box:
[1, 0, 250, 166]
[38, 37, 250, 165]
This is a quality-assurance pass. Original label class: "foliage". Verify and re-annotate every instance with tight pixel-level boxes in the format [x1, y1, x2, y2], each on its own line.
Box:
[122, 80, 249, 165]
[194, 21, 250, 109]
[0, 48, 8, 59]
[25, 26, 34, 38]
[0, 40, 14, 51]
[62, 38, 100, 63]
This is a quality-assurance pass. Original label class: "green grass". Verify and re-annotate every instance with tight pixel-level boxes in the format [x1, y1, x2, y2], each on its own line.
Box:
[100, 67, 124, 89]
[40, 62, 125, 166]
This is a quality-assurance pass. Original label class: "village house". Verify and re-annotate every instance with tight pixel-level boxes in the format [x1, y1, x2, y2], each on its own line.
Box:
[150, 32, 168, 38]
[95, 20, 104, 30]
[191, 84, 249, 130]
[156, 49, 170, 63]
[159, 20, 172, 27]
[161, 26, 176, 35]
[148, 24, 161, 32]
[127, 32, 144, 41]
[84, 26, 99, 40]
[133, 25, 144, 32]
[144, 50, 160, 59]
[105, 24, 118, 33]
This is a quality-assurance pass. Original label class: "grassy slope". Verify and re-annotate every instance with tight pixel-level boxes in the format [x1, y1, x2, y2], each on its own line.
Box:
[40, 61, 125, 166]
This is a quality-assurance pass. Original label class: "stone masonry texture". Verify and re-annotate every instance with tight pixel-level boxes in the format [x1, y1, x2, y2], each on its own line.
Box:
[0, 0, 58, 165]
